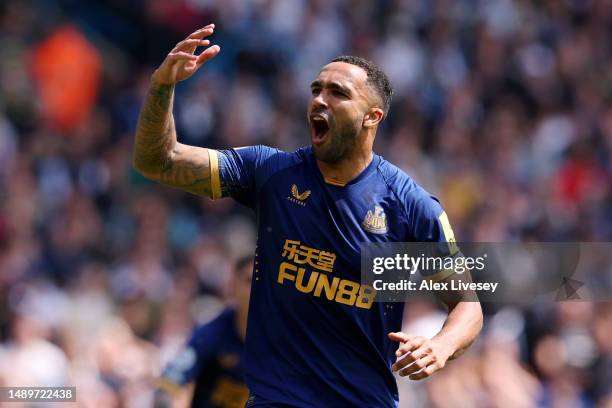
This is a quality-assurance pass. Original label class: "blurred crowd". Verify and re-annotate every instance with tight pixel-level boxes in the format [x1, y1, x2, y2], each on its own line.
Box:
[0, 0, 611, 406]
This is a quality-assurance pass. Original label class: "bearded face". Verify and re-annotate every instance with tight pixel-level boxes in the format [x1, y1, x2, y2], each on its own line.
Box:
[309, 107, 362, 163]
[308, 62, 375, 164]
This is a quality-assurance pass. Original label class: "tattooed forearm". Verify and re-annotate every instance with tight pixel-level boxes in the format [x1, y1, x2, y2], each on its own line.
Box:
[133, 82, 176, 173]
[133, 80, 212, 197]
[157, 143, 212, 196]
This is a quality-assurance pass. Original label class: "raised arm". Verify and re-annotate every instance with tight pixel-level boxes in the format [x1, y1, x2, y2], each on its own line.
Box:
[133, 25, 221, 197]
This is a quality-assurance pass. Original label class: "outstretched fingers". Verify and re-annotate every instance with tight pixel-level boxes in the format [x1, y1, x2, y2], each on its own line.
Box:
[172, 39, 211, 54]
[196, 45, 221, 66]
[152, 24, 219, 85]
[167, 52, 198, 63]
[188, 25, 215, 40]
[173, 24, 220, 67]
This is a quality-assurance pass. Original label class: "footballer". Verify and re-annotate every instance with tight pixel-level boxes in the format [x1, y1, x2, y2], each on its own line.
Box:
[134, 24, 483, 407]
[155, 257, 252, 408]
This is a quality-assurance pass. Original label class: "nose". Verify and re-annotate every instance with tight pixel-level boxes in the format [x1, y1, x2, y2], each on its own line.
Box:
[312, 91, 328, 110]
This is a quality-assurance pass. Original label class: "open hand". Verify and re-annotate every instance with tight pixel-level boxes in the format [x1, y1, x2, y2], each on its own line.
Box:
[151, 24, 221, 85]
[388, 332, 453, 380]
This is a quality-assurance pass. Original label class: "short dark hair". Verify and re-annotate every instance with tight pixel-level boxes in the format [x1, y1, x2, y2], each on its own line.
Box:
[330, 55, 393, 117]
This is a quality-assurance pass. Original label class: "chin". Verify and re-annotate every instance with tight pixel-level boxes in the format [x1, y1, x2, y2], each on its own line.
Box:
[313, 144, 343, 164]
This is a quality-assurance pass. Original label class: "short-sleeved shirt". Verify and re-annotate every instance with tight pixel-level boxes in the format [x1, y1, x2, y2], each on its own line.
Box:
[209, 146, 456, 407]
[159, 308, 249, 408]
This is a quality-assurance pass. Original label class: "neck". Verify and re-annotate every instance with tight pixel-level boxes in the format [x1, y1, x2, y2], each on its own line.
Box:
[316, 148, 373, 186]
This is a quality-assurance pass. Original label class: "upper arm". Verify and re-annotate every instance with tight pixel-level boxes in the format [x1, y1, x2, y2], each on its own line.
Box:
[409, 193, 456, 248]
[407, 195, 479, 304]
[136, 144, 283, 201]
[216, 145, 283, 207]
[136, 143, 218, 197]
[406, 189, 459, 282]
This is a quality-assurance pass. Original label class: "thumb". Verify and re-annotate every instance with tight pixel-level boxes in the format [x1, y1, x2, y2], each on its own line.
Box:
[388, 332, 410, 343]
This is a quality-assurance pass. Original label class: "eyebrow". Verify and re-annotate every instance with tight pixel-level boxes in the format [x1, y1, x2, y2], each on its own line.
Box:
[310, 80, 352, 95]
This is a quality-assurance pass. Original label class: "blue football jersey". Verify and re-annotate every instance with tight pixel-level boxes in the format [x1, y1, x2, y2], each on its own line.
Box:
[160, 308, 249, 408]
[209, 146, 456, 407]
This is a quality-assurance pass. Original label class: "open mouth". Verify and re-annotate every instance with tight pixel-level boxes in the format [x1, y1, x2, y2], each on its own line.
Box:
[310, 115, 330, 145]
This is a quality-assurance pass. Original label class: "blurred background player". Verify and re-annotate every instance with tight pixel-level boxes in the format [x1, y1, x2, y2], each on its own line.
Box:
[155, 256, 252, 408]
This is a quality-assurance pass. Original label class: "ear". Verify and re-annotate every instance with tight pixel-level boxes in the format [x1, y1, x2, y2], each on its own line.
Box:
[363, 108, 384, 128]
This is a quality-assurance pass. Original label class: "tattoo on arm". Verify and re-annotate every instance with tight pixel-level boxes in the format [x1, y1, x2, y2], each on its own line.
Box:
[133, 81, 212, 197]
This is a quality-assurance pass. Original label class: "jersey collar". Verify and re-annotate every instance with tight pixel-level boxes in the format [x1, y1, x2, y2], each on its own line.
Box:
[306, 146, 381, 187]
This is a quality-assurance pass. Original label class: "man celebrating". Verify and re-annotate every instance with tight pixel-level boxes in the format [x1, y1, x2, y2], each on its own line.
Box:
[134, 24, 483, 407]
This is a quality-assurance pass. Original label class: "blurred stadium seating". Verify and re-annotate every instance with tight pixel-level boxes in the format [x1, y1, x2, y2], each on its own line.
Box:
[0, 0, 610, 406]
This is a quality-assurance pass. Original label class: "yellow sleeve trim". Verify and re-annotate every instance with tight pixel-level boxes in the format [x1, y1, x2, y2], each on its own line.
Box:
[208, 149, 222, 199]
[156, 378, 183, 396]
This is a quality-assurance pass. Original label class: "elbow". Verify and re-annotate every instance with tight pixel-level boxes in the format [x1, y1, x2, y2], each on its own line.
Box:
[132, 152, 159, 180]
[132, 153, 148, 177]
[132, 149, 173, 182]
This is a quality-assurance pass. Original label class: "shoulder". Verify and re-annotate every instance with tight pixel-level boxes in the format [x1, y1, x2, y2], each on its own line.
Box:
[220, 145, 308, 173]
[258, 145, 309, 168]
[190, 308, 236, 344]
[376, 156, 440, 212]
[225, 145, 308, 162]
[377, 157, 456, 243]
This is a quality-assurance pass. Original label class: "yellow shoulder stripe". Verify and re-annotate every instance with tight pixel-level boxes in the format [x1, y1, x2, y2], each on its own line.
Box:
[438, 211, 458, 255]
[156, 378, 183, 396]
